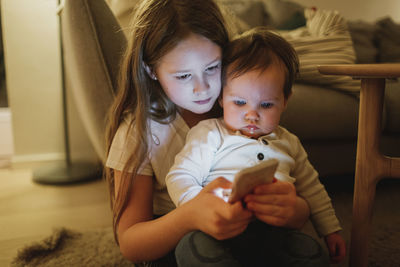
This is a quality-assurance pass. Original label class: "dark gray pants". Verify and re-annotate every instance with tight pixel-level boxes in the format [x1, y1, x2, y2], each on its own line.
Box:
[175, 221, 329, 267]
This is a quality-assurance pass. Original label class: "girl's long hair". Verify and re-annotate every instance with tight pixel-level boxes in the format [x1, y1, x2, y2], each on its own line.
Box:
[105, 0, 229, 243]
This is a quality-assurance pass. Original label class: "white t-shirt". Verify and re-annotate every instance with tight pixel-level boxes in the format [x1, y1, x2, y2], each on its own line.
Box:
[166, 118, 341, 237]
[106, 113, 189, 215]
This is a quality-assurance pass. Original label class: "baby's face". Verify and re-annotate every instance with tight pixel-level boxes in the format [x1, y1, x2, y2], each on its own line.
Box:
[220, 63, 288, 139]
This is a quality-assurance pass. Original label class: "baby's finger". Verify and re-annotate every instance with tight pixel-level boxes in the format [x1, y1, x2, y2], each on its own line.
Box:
[253, 180, 295, 195]
[245, 194, 287, 206]
[246, 201, 291, 218]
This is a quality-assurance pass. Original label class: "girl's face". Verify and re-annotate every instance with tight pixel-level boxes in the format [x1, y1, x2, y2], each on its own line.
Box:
[154, 33, 222, 114]
[220, 63, 289, 139]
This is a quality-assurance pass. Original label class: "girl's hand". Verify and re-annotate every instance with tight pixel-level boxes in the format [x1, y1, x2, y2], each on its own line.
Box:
[184, 177, 253, 240]
[243, 178, 306, 228]
[324, 232, 346, 264]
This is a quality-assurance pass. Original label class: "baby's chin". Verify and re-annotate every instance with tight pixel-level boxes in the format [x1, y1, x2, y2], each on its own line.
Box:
[239, 129, 264, 139]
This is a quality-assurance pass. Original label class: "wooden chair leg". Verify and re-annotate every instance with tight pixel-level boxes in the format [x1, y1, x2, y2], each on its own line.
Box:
[350, 78, 385, 267]
[317, 64, 400, 267]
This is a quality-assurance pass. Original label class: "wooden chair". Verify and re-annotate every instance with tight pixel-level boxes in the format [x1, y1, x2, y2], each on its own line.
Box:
[318, 64, 400, 267]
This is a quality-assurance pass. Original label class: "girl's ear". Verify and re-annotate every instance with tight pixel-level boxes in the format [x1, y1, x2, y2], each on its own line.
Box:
[143, 63, 157, 80]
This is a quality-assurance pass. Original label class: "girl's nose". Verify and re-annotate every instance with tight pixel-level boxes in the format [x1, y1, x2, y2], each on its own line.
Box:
[245, 110, 259, 121]
[193, 77, 209, 95]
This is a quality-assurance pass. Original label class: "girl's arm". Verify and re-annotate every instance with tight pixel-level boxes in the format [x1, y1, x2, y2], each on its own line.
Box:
[115, 171, 252, 263]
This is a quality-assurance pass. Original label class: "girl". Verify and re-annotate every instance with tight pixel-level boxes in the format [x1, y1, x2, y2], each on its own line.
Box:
[105, 0, 312, 265]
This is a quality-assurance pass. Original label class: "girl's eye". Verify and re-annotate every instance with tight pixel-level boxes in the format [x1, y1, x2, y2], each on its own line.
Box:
[261, 102, 273, 109]
[234, 100, 246, 106]
[176, 74, 191, 80]
[205, 63, 220, 74]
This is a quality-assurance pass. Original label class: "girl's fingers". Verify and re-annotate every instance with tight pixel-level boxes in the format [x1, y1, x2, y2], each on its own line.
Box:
[218, 201, 253, 223]
[213, 223, 249, 240]
[253, 213, 287, 227]
[203, 177, 233, 192]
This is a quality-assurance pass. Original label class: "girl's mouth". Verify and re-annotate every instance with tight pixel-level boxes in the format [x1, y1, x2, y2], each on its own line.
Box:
[194, 97, 211, 105]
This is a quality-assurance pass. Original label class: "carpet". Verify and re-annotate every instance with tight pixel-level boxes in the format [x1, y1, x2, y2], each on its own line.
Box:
[11, 227, 133, 267]
[11, 179, 400, 267]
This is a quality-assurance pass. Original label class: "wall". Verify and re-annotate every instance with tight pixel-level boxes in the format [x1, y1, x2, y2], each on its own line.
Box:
[292, 0, 400, 22]
[1, 0, 399, 164]
[2, 0, 65, 163]
[2, 0, 98, 165]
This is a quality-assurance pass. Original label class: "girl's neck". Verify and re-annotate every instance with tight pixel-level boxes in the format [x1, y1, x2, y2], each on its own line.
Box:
[179, 104, 221, 128]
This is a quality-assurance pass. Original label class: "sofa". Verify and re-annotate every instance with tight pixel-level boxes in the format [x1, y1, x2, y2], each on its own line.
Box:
[60, 0, 400, 180]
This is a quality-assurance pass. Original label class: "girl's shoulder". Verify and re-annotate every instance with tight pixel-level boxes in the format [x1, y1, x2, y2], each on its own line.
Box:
[190, 117, 224, 134]
[148, 113, 188, 135]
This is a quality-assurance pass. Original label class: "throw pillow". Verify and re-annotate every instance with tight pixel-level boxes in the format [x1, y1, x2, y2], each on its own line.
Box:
[216, 0, 306, 32]
[216, 2, 251, 36]
[216, 0, 266, 31]
[279, 8, 361, 93]
[348, 21, 379, 63]
[375, 17, 400, 63]
[261, 0, 306, 30]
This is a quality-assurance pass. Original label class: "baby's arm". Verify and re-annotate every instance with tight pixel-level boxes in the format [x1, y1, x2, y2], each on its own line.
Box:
[290, 137, 346, 262]
[166, 121, 220, 206]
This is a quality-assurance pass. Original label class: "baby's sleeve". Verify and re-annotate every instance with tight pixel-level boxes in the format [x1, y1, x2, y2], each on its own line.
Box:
[290, 135, 342, 237]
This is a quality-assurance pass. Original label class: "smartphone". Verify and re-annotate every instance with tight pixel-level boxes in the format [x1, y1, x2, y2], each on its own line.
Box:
[228, 159, 279, 203]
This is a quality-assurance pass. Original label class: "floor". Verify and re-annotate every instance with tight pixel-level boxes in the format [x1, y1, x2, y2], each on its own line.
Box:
[0, 162, 111, 266]
[1, 162, 400, 266]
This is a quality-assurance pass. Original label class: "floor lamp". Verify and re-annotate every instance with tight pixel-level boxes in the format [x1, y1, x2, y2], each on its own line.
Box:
[32, 0, 101, 185]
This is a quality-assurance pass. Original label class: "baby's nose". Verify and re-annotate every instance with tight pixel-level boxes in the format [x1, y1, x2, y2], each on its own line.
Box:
[245, 110, 259, 121]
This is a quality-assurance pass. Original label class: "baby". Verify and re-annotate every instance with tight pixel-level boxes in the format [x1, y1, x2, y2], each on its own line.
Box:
[166, 27, 346, 264]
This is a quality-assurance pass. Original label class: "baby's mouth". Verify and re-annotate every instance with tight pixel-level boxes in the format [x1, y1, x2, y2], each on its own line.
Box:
[245, 125, 259, 134]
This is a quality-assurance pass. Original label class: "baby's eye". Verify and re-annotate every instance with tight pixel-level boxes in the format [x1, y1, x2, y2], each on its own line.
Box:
[261, 102, 273, 109]
[234, 100, 246, 106]
[175, 74, 191, 80]
[205, 63, 220, 74]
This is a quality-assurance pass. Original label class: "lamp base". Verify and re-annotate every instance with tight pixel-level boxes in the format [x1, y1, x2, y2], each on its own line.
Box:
[32, 161, 102, 185]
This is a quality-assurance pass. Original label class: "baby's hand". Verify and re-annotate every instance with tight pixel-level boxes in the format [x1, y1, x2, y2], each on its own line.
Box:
[243, 178, 297, 227]
[324, 232, 346, 263]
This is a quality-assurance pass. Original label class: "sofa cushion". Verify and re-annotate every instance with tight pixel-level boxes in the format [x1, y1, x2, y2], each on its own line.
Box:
[279, 8, 361, 94]
[281, 83, 359, 141]
[106, 0, 140, 33]
[385, 81, 400, 134]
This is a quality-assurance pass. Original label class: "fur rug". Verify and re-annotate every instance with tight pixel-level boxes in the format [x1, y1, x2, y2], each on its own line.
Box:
[11, 227, 132, 267]
[11, 179, 400, 267]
